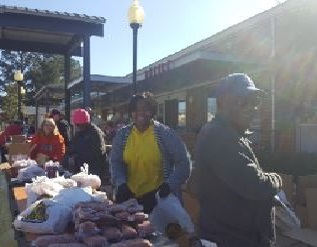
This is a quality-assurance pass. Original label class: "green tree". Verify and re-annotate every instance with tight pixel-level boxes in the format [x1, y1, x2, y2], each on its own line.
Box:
[0, 50, 41, 94]
[29, 55, 82, 89]
[1, 82, 18, 121]
[0, 51, 82, 107]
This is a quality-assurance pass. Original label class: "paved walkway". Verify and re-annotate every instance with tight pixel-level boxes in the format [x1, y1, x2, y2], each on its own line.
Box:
[277, 233, 310, 247]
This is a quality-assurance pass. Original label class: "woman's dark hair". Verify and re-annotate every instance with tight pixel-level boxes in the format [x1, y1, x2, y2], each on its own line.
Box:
[128, 92, 157, 116]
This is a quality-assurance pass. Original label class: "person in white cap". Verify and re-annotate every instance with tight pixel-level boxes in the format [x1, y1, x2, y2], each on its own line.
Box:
[195, 73, 282, 247]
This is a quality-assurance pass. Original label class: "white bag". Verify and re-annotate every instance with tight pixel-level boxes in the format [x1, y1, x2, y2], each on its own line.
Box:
[275, 193, 300, 231]
[17, 165, 45, 181]
[71, 172, 101, 190]
[13, 199, 72, 234]
[52, 187, 93, 209]
[149, 194, 195, 234]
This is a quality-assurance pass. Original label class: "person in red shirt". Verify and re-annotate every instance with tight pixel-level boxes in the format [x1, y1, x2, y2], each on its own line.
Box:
[0, 121, 22, 146]
[0, 121, 23, 162]
[30, 118, 65, 162]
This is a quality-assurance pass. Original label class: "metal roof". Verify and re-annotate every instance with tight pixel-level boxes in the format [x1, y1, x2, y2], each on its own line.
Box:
[33, 83, 65, 100]
[0, 5, 105, 23]
[34, 74, 131, 101]
[68, 74, 131, 92]
[0, 5, 105, 56]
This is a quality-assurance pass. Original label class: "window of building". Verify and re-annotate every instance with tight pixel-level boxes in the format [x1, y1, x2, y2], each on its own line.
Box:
[178, 100, 186, 127]
[207, 97, 217, 122]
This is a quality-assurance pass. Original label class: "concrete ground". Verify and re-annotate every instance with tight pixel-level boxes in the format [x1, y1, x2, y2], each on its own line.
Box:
[277, 233, 310, 247]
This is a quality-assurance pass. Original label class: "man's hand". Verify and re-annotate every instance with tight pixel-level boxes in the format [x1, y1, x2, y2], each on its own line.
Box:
[115, 183, 134, 203]
[159, 183, 170, 198]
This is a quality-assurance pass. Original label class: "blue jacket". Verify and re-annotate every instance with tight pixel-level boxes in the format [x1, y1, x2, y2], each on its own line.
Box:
[110, 121, 192, 197]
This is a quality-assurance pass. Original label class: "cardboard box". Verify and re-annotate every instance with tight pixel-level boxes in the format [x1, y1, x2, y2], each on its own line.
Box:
[11, 135, 26, 143]
[306, 188, 317, 230]
[7, 143, 31, 163]
[296, 174, 317, 206]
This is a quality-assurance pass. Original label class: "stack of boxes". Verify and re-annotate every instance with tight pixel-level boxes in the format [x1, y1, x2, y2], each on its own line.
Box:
[6, 135, 31, 177]
[280, 173, 317, 230]
[295, 174, 317, 230]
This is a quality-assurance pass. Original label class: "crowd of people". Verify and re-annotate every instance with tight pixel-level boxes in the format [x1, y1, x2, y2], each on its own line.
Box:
[0, 73, 284, 247]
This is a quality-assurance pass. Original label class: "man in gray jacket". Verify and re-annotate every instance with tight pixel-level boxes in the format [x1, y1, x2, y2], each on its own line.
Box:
[195, 73, 282, 247]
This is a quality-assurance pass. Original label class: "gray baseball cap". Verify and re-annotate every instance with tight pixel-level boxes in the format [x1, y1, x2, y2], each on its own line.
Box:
[215, 73, 262, 98]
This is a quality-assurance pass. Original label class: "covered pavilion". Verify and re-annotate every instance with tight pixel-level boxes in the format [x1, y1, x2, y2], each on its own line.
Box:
[0, 5, 105, 123]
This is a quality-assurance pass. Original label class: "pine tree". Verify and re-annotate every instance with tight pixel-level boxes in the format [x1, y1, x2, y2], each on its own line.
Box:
[2, 82, 18, 121]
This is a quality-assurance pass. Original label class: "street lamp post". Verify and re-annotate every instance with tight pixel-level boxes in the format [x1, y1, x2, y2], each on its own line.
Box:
[128, 0, 144, 95]
[14, 70, 24, 121]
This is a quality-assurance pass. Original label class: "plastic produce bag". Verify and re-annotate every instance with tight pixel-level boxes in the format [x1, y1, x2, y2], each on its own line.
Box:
[13, 199, 72, 234]
[17, 165, 45, 181]
[52, 187, 92, 209]
[51, 176, 77, 188]
[71, 172, 101, 190]
[26, 177, 64, 206]
[12, 158, 37, 168]
[275, 191, 300, 231]
[149, 194, 195, 234]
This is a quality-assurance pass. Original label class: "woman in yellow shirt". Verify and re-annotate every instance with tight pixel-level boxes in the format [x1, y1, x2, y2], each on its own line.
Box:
[111, 92, 192, 213]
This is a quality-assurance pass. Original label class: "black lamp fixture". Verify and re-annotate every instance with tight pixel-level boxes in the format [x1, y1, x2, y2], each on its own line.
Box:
[128, 0, 145, 95]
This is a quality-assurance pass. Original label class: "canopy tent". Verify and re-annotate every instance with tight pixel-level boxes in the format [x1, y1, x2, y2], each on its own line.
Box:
[0, 5, 105, 124]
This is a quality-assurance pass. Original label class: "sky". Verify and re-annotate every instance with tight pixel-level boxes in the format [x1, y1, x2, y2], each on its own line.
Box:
[1, 0, 286, 77]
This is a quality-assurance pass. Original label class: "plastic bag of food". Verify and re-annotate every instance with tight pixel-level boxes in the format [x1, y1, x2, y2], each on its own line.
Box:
[52, 187, 92, 209]
[275, 192, 300, 231]
[31, 177, 64, 194]
[91, 190, 108, 202]
[51, 176, 78, 188]
[71, 172, 101, 190]
[14, 199, 72, 234]
[25, 182, 40, 206]
[149, 194, 195, 234]
[12, 158, 37, 168]
[25, 177, 65, 206]
[17, 165, 45, 181]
